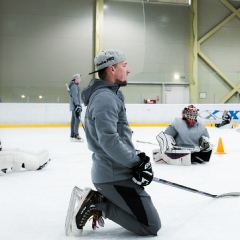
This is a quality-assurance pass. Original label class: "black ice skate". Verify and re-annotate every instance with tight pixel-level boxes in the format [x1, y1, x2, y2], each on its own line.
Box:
[65, 187, 105, 236]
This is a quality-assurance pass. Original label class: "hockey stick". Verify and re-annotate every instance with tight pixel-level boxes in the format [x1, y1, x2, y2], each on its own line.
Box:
[65, 83, 85, 131]
[136, 140, 158, 146]
[136, 140, 197, 151]
[153, 177, 240, 198]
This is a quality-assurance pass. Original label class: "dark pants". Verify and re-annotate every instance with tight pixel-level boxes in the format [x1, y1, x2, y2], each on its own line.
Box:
[94, 179, 161, 236]
[70, 111, 80, 137]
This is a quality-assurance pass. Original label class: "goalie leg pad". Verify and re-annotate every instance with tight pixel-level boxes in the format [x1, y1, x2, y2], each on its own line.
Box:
[36, 150, 50, 170]
[156, 131, 176, 153]
[1, 148, 50, 172]
[21, 149, 50, 171]
[0, 151, 14, 175]
[12, 149, 38, 171]
[153, 149, 191, 166]
[153, 149, 164, 163]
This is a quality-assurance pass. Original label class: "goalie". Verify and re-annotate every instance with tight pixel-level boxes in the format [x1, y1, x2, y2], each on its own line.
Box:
[0, 140, 50, 175]
[153, 105, 213, 165]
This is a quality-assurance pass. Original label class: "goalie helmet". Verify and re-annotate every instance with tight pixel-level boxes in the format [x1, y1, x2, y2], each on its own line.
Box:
[182, 105, 199, 127]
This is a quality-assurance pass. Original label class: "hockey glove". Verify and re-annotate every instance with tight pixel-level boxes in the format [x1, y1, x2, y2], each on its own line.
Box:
[74, 105, 82, 118]
[199, 136, 210, 151]
[191, 150, 212, 163]
[132, 152, 153, 186]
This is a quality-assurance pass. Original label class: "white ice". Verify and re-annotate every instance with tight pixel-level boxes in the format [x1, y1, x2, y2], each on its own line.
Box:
[1, 126, 240, 240]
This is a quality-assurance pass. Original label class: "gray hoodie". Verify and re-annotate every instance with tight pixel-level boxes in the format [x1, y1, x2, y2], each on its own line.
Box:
[68, 81, 81, 111]
[81, 79, 140, 184]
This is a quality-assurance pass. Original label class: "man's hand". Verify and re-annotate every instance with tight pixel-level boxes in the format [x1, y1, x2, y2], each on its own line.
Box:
[132, 152, 153, 186]
[74, 105, 82, 118]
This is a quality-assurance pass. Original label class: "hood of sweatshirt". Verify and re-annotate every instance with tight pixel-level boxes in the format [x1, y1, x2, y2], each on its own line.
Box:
[81, 78, 119, 106]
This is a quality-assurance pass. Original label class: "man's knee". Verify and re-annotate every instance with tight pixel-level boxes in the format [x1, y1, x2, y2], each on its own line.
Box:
[143, 220, 161, 236]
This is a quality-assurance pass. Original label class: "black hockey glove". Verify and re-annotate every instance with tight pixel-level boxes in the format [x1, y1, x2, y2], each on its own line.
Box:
[132, 152, 153, 186]
[74, 105, 82, 118]
[191, 150, 212, 163]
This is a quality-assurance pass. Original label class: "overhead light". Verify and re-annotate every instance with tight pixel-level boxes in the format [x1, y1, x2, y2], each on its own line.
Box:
[174, 73, 180, 80]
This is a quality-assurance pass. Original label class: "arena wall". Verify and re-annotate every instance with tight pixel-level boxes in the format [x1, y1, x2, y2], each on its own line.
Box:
[0, 103, 239, 127]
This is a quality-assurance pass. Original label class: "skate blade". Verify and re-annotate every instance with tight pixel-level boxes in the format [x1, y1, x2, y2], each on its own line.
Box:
[65, 186, 92, 236]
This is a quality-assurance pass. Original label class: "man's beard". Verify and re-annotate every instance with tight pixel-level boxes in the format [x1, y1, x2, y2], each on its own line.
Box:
[115, 79, 127, 86]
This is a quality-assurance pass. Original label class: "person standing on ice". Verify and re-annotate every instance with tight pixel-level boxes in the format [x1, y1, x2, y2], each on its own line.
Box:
[65, 50, 161, 236]
[67, 73, 84, 142]
[153, 105, 213, 165]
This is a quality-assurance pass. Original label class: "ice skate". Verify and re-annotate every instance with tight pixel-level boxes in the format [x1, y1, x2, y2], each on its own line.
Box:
[65, 187, 104, 236]
[71, 134, 84, 142]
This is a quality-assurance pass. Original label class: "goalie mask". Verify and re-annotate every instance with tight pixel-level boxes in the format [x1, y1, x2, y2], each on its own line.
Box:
[182, 105, 199, 127]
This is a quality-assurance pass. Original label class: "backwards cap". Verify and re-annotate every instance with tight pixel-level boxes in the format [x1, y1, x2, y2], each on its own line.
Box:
[89, 50, 126, 75]
[73, 73, 81, 79]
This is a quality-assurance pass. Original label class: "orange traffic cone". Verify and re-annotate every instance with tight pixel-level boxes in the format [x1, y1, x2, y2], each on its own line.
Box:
[215, 137, 226, 154]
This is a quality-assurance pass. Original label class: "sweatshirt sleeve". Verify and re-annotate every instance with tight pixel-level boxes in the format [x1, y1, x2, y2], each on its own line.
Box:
[90, 92, 140, 168]
[70, 84, 80, 106]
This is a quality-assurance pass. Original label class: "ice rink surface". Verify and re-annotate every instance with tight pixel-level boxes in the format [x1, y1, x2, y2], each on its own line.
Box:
[1, 126, 240, 240]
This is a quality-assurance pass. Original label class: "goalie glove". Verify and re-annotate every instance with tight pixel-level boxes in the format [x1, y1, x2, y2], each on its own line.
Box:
[132, 152, 153, 186]
[199, 136, 210, 151]
[74, 105, 82, 118]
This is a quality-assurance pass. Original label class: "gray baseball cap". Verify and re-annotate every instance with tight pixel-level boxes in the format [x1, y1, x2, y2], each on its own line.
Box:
[89, 50, 126, 75]
[73, 73, 81, 79]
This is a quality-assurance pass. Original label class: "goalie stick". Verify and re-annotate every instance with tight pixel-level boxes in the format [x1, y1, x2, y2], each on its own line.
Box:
[65, 83, 85, 131]
[153, 177, 240, 198]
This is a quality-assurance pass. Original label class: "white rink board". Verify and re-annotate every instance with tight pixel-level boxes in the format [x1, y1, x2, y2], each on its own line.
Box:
[0, 103, 240, 124]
